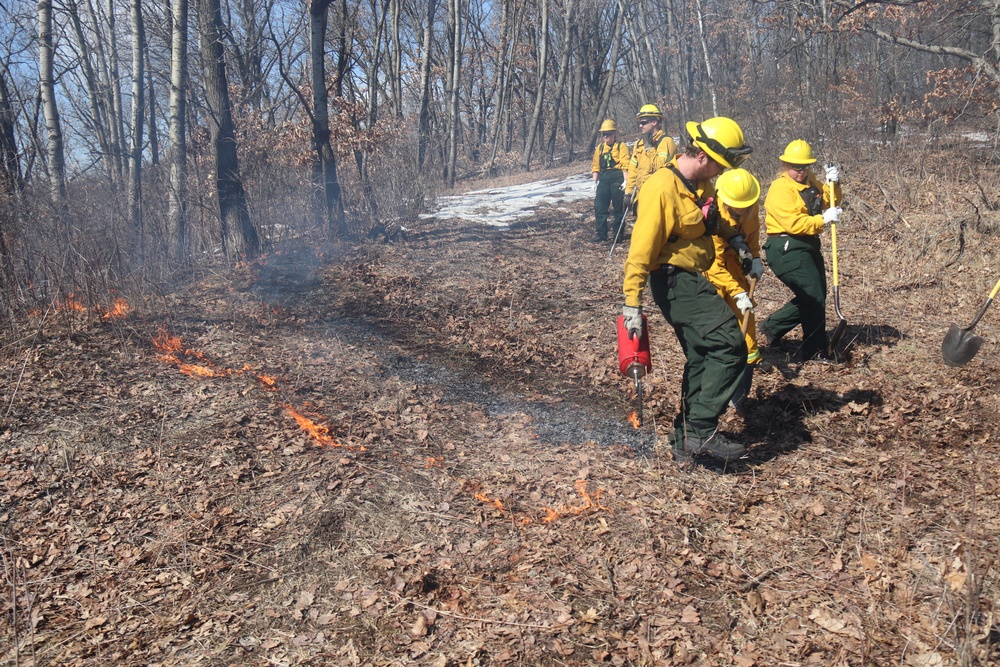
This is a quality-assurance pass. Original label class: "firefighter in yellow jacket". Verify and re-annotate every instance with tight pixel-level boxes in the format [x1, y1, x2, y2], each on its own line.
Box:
[623, 104, 678, 215]
[759, 140, 843, 362]
[590, 119, 631, 242]
[621, 117, 754, 464]
[703, 169, 766, 408]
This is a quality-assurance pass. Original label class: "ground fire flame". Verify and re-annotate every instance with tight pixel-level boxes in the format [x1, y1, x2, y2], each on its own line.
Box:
[473, 479, 608, 525]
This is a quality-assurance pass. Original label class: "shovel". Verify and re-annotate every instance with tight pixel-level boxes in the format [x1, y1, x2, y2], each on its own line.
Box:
[942, 276, 1000, 366]
[740, 277, 758, 336]
[827, 176, 847, 356]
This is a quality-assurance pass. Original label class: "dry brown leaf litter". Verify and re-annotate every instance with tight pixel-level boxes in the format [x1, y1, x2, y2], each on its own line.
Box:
[2, 169, 1000, 666]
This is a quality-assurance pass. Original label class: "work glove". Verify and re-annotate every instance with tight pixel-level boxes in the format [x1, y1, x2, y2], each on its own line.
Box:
[824, 163, 840, 183]
[622, 192, 633, 212]
[728, 234, 754, 275]
[822, 207, 842, 225]
[701, 198, 720, 235]
[622, 305, 643, 339]
[619, 180, 627, 191]
[749, 258, 765, 281]
[734, 292, 754, 315]
[592, 181, 598, 195]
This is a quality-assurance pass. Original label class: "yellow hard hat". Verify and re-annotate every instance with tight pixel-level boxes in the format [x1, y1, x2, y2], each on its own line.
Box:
[716, 169, 761, 208]
[599, 119, 617, 133]
[635, 104, 662, 120]
[685, 117, 752, 168]
[779, 139, 816, 165]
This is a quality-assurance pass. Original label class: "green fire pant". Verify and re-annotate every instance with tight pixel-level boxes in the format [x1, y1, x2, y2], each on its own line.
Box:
[762, 234, 828, 359]
[649, 267, 747, 442]
[594, 170, 625, 239]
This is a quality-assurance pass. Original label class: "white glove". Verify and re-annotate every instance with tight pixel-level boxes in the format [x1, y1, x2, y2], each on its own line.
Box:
[734, 292, 754, 315]
[824, 163, 840, 183]
[622, 305, 643, 339]
[749, 258, 765, 281]
[592, 181, 598, 195]
[822, 207, 842, 224]
[619, 180, 627, 191]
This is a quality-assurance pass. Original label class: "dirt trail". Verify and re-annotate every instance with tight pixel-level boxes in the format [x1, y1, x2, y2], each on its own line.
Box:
[2, 189, 1000, 666]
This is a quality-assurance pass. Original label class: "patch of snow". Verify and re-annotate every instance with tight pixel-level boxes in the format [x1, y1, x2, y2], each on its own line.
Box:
[422, 173, 593, 227]
[962, 131, 991, 143]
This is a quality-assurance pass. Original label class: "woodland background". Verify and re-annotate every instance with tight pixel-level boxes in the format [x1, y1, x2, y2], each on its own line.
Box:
[0, 0, 997, 307]
[3, 0, 1000, 666]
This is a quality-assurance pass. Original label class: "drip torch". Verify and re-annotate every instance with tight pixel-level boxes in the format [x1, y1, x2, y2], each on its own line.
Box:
[616, 313, 652, 426]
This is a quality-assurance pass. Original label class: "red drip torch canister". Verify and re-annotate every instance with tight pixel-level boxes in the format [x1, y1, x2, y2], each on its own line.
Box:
[616, 314, 652, 381]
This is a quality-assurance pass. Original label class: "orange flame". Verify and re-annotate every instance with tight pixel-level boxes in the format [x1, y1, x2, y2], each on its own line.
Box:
[102, 298, 129, 319]
[542, 480, 608, 523]
[474, 492, 506, 512]
[284, 405, 344, 448]
[627, 411, 641, 429]
[178, 363, 230, 378]
[152, 329, 184, 354]
[255, 373, 277, 389]
[60, 294, 88, 312]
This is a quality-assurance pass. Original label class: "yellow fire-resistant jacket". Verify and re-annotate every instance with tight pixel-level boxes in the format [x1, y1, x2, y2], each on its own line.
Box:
[625, 130, 678, 196]
[591, 140, 630, 174]
[704, 203, 761, 299]
[623, 158, 740, 307]
[764, 172, 843, 236]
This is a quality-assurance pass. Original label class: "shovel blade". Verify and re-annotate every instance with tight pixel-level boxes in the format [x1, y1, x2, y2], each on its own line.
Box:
[942, 323, 985, 367]
[828, 318, 847, 353]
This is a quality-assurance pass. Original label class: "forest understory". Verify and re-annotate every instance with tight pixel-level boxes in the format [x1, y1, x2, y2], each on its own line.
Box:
[3, 159, 1000, 666]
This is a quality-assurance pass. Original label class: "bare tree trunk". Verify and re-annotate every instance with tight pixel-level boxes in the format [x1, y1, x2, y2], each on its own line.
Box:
[145, 40, 159, 166]
[38, 0, 67, 216]
[389, 0, 402, 117]
[197, 0, 259, 259]
[168, 0, 189, 262]
[83, 0, 125, 181]
[417, 0, 437, 168]
[65, 0, 115, 179]
[694, 0, 718, 116]
[544, 0, 576, 162]
[0, 71, 23, 195]
[106, 0, 129, 181]
[310, 0, 345, 232]
[522, 0, 549, 171]
[487, 0, 522, 174]
[590, 5, 623, 153]
[129, 0, 146, 258]
[444, 0, 463, 186]
[0, 70, 21, 288]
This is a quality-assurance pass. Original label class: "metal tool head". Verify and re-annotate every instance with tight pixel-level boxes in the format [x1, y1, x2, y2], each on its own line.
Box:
[942, 322, 986, 367]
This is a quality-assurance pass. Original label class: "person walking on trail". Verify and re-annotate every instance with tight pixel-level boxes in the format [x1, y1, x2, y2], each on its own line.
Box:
[590, 119, 631, 243]
[623, 104, 678, 218]
[703, 168, 766, 409]
[621, 117, 754, 464]
[759, 139, 843, 363]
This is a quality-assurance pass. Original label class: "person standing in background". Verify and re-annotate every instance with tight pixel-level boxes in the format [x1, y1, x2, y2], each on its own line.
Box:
[623, 104, 678, 219]
[590, 119, 630, 243]
[759, 140, 843, 363]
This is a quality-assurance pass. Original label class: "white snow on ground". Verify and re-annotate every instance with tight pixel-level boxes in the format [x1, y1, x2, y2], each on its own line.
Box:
[422, 172, 593, 227]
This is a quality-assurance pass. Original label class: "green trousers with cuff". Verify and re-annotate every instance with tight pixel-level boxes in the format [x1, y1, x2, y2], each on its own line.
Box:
[595, 170, 625, 239]
[649, 267, 747, 444]
[762, 234, 828, 359]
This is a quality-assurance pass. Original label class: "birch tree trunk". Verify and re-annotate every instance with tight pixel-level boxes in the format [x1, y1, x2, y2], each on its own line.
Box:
[129, 0, 146, 257]
[38, 0, 68, 215]
[522, 0, 549, 171]
[197, 0, 259, 259]
[694, 0, 718, 117]
[168, 0, 189, 262]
